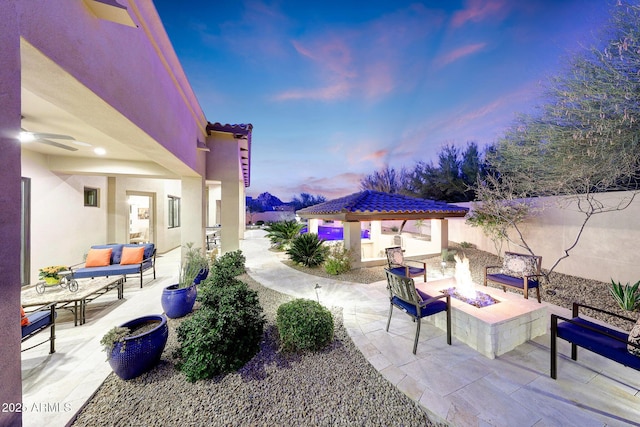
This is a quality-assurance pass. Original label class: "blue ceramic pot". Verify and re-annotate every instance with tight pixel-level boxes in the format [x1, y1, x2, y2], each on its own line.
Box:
[108, 314, 168, 380]
[161, 283, 197, 318]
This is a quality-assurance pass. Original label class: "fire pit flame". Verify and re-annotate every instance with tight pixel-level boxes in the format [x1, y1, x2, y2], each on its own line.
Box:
[454, 253, 476, 299]
[442, 253, 499, 308]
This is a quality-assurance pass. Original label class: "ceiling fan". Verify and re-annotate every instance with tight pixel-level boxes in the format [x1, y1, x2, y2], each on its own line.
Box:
[19, 129, 79, 151]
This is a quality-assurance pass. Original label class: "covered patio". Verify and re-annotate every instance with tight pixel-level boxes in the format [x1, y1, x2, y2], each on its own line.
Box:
[296, 191, 469, 268]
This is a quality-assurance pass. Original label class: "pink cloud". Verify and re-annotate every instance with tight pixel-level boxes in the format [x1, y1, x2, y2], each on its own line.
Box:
[273, 81, 352, 101]
[451, 0, 509, 28]
[274, 173, 363, 200]
[436, 42, 486, 67]
[273, 4, 445, 103]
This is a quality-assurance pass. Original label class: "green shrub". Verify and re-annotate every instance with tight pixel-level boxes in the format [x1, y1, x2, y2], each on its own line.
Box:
[209, 249, 246, 286]
[264, 220, 304, 250]
[459, 241, 474, 249]
[324, 244, 351, 275]
[286, 233, 328, 267]
[276, 299, 334, 352]
[176, 282, 265, 381]
[610, 279, 640, 311]
[441, 248, 457, 262]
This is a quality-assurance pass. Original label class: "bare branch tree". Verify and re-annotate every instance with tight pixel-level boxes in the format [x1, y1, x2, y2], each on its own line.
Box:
[469, 1, 640, 275]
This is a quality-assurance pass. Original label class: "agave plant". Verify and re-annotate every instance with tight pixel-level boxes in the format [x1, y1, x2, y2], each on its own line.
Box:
[286, 233, 328, 267]
[264, 220, 304, 250]
[609, 279, 640, 311]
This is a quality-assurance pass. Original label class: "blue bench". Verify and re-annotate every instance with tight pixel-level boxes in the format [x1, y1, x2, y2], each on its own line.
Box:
[485, 251, 543, 302]
[21, 304, 57, 354]
[550, 302, 640, 379]
[71, 243, 156, 288]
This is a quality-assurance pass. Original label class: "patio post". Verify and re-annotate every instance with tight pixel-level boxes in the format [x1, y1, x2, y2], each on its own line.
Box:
[343, 221, 362, 268]
[0, 2, 24, 425]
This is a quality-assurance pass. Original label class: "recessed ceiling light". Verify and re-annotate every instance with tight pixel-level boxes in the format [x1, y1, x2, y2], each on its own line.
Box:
[18, 131, 35, 143]
[94, 147, 106, 155]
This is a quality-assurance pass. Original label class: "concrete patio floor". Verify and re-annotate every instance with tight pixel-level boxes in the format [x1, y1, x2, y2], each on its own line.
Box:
[21, 230, 640, 426]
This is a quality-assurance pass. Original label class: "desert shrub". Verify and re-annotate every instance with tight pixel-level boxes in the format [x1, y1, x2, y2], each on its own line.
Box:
[209, 249, 246, 286]
[324, 244, 351, 275]
[176, 282, 265, 381]
[264, 220, 304, 250]
[610, 280, 640, 311]
[286, 233, 328, 267]
[459, 241, 474, 249]
[276, 299, 334, 352]
[441, 248, 457, 262]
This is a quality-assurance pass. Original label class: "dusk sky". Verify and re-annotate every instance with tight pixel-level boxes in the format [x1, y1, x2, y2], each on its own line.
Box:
[153, 0, 612, 201]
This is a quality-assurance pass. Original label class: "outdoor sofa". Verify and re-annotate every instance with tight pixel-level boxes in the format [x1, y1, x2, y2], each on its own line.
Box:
[70, 243, 156, 288]
[550, 302, 640, 379]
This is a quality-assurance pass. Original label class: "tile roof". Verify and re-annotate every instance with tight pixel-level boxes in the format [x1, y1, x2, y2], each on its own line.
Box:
[296, 190, 468, 220]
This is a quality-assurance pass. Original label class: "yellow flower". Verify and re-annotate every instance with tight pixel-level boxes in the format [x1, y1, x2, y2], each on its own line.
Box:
[38, 265, 69, 280]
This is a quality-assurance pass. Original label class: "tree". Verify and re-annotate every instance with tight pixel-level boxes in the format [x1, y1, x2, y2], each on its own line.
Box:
[407, 142, 486, 202]
[359, 166, 408, 194]
[290, 193, 326, 211]
[469, 1, 640, 274]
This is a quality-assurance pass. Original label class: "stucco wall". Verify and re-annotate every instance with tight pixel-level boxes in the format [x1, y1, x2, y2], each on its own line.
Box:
[22, 151, 184, 283]
[17, 0, 207, 174]
[448, 191, 640, 284]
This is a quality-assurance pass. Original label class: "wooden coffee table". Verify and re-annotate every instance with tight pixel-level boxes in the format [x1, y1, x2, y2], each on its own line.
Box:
[22, 276, 125, 326]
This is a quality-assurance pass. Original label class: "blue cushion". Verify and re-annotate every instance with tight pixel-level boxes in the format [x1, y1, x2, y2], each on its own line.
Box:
[392, 289, 447, 318]
[557, 318, 640, 370]
[91, 244, 124, 265]
[388, 266, 425, 277]
[22, 310, 56, 338]
[73, 261, 151, 279]
[487, 273, 538, 289]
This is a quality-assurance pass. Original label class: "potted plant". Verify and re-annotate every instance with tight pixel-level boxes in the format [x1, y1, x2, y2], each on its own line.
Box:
[100, 314, 169, 380]
[39, 265, 68, 285]
[161, 243, 210, 318]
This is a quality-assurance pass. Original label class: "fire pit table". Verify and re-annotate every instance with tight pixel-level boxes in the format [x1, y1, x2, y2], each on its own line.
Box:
[417, 278, 548, 358]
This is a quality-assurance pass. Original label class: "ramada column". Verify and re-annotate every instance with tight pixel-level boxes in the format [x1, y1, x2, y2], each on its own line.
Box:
[343, 221, 362, 268]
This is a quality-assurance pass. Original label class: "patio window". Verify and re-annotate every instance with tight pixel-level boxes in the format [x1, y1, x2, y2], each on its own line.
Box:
[168, 196, 181, 228]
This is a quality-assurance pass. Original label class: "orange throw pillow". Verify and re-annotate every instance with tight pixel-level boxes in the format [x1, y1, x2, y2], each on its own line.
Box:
[120, 246, 144, 265]
[85, 248, 112, 267]
[21, 306, 29, 327]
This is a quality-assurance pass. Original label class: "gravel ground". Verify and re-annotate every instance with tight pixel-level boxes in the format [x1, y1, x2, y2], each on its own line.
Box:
[71, 273, 436, 427]
[72, 245, 635, 426]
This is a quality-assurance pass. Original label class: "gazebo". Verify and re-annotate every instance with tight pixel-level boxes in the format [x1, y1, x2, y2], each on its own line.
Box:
[296, 190, 469, 268]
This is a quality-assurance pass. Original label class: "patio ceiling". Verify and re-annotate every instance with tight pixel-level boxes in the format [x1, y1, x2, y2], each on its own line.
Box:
[296, 190, 469, 222]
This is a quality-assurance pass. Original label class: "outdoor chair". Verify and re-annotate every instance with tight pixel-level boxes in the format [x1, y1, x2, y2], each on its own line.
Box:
[385, 246, 427, 282]
[385, 269, 451, 354]
[484, 251, 543, 302]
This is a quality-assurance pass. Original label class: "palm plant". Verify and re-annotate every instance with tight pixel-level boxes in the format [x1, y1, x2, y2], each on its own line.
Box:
[264, 220, 304, 250]
[286, 233, 328, 267]
[609, 279, 640, 311]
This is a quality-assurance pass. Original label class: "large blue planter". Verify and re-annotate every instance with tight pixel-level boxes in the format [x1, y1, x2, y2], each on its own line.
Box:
[108, 314, 168, 380]
[161, 283, 197, 318]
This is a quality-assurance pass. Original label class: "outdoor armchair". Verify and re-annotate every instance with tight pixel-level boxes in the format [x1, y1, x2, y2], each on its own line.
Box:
[385, 246, 427, 282]
[385, 269, 451, 354]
